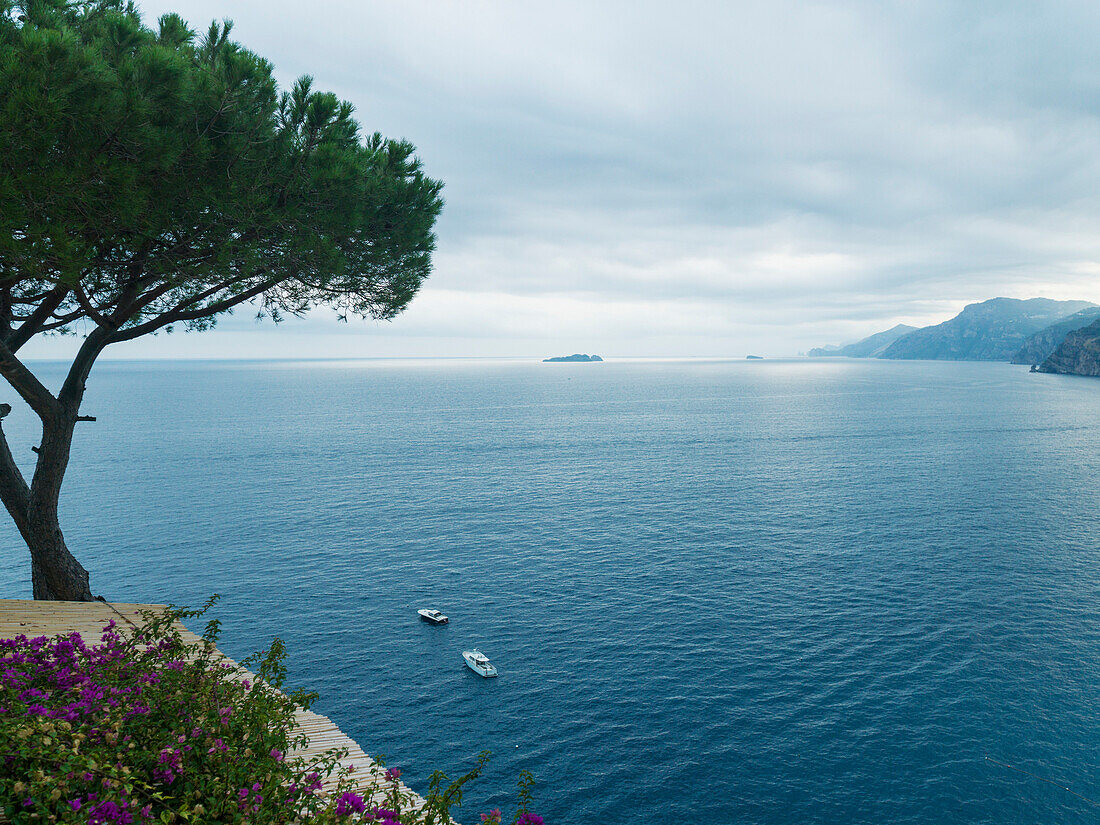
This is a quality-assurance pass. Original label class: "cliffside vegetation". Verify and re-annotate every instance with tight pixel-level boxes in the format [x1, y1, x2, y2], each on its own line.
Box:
[0, 600, 541, 824]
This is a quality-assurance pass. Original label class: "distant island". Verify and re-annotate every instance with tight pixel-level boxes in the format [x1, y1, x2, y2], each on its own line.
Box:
[808, 297, 1100, 376]
[543, 353, 604, 362]
[746, 355, 764, 360]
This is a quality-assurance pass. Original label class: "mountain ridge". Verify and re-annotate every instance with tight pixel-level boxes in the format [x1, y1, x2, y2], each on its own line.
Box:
[878, 298, 1096, 361]
[808, 324, 918, 358]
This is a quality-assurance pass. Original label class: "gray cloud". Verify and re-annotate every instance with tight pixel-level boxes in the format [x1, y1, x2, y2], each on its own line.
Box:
[27, 0, 1100, 358]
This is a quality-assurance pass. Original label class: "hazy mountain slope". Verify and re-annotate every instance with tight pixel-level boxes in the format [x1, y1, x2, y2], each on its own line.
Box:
[808, 324, 918, 358]
[1010, 307, 1100, 365]
[878, 298, 1096, 361]
[1037, 318, 1100, 376]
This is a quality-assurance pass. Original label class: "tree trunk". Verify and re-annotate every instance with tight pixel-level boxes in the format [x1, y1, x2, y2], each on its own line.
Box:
[0, 404, 95, 601]
[28, 509, 93, 601]
[25, 409, 93, 601]
[0, 328, 109, 600]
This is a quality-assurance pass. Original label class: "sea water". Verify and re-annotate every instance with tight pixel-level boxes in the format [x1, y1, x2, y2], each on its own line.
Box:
[0, 358, 1097, 824]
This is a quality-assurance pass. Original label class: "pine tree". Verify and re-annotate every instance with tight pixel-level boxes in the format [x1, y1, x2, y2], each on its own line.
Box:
[0, 0, 444, 598]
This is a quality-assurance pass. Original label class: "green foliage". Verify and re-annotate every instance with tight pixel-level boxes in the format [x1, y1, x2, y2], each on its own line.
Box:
[0, 600, 538, 824]
[0, 0, 444, 344]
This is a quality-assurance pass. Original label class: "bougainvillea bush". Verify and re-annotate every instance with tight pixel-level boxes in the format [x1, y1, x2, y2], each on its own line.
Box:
[0, 599, 541, 825]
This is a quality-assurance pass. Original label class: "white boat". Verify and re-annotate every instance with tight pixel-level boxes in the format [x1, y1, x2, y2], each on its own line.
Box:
[418, 609, 448, 625]
[462, 649, 498, 677]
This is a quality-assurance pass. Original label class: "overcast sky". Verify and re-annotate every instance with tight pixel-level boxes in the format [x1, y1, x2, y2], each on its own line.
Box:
[29, 0, 1100, 359]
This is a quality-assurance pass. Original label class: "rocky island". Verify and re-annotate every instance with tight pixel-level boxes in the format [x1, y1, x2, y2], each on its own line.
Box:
[543, 354, 604, 362]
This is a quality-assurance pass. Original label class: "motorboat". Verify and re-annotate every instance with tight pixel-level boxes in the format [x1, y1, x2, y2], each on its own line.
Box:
[462, 649, 498, 677]
[417, 609, 448, 625]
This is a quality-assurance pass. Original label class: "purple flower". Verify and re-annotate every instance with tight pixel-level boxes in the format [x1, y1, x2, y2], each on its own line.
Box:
[336, 792, 366, 816]
[88, 799, 123, 825]
[516, 814, 544, 825]
[385, 767, 402, 782]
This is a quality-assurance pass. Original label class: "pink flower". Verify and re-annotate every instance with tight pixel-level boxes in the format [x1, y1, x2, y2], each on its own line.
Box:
[385, 767, 402, 782]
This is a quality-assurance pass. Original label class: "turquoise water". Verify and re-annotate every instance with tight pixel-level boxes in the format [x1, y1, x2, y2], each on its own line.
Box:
[1, 358, 1098, 823]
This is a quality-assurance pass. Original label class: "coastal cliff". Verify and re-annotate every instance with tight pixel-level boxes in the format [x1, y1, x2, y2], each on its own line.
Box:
[1010, 307, 1100, 365]
[1037, 318, 1100, 376]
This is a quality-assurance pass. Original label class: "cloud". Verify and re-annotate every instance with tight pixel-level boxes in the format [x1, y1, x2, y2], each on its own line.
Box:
[33, 0, 1100, 357]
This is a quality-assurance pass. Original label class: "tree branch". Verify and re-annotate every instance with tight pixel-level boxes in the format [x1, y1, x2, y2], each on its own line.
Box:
[6, 284, 70, 353]
[72, 283, 114, 328]
[0, 406, 31, 535]
[0, 340, 58, 421]
[110, 277, 280, 343]
[58, 321, 118, 413]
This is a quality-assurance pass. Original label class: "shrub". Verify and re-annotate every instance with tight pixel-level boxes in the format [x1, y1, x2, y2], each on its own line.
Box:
[0, 599, 540, 824]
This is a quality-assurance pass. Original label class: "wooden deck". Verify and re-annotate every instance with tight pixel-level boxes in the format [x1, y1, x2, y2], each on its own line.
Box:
[0, 599, 426, 812]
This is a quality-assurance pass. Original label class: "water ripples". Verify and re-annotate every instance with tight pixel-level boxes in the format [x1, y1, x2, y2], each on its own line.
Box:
[0, 358, 1098, 823]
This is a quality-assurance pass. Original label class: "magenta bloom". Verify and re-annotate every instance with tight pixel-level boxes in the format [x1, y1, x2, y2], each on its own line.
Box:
[385, 767, 402, 782]
[335, 791, 366, 816]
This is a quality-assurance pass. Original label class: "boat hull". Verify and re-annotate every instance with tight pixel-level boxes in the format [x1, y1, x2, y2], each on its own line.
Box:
[462, 650, 498, 678]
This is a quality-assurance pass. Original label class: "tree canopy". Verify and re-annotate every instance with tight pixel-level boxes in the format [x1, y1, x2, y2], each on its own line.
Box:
[0, 0, 444, 599]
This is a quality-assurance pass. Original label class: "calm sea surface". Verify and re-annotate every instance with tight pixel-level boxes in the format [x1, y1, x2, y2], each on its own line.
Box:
[1, 358, 1098, 824]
